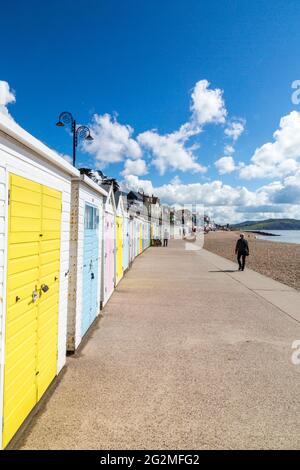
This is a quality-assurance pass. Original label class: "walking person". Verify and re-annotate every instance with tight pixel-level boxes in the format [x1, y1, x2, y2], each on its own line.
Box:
[235, 233, 249, 271]
[163, 228, 170, 247]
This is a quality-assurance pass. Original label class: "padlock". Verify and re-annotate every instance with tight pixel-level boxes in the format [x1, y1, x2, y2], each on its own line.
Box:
[41, 284, 49, 293]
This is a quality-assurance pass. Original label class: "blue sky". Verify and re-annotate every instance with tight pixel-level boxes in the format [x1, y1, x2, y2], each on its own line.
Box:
[1, 0, 300, 222]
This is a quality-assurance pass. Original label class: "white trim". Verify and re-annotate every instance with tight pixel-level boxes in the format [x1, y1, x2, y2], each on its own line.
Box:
[0, 114, 79, 178]
[104, 185, 117, 214]
[0, 168, 8, 450]
[79, 175, 108, 197]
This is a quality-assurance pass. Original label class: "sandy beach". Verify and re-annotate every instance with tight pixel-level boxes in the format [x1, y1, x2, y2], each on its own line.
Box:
[203, 230, 300, 290]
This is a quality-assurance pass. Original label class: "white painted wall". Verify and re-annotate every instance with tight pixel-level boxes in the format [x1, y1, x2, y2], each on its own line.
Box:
[67, 179, 104, 351]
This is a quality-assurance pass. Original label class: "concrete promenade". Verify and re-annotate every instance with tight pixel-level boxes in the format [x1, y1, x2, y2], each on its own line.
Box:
[18, 240, 300, 449]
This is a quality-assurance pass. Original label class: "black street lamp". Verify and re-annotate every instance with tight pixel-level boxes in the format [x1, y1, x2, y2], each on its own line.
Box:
[56, 111, 93, 167]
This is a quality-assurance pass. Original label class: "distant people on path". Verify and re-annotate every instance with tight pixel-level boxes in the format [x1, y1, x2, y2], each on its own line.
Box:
[163, 229, 170, 247]
[235, 233, 249, 271]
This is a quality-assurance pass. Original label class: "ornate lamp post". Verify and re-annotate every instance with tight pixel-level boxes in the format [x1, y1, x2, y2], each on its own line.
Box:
[56, 111, 93, 167]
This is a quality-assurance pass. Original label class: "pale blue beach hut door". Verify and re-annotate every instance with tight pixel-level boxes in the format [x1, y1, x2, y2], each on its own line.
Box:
[82, 204, 99, 336]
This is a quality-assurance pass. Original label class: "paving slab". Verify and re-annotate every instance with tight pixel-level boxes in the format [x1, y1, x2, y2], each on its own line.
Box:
[198, 248, 300, 323]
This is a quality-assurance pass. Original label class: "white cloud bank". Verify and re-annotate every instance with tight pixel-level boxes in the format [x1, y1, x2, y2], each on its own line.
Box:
[83, 113, 142, 166]
[121, 158, 148, 176]
[240, 111, 300, 179]
[214, 156, 236, 174]
[136, 80, 227, 175]
[121, 170, 300, 224]
[0, 80, 15, 118]
[84, 79, 228, 176]
[137, 126, 206, 175]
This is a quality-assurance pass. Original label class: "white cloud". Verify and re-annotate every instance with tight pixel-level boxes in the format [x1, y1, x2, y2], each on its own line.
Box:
[214, 156, 236, 174]
[224, 145, 235, 155]
[271, 168, 300, 204]
[0, 80, 15, 118]
[83, 79, 228, 176]
[190, 79, 227, 126]
[224, 119, 245, 141]
[240, 111, 300, 179]
[83, 113, 142, 166]
[170, 175, 182, 185]
[137, 128, 206, 175]
[121, 174, 154, 195]
[121, 158, 148, 176]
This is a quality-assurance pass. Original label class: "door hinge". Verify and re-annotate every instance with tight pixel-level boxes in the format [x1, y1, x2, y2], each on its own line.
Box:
[8, 189, 10, 205]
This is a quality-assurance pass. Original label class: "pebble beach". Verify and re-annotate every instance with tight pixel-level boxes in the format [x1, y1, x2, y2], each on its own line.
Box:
[203, 230, 300, 290]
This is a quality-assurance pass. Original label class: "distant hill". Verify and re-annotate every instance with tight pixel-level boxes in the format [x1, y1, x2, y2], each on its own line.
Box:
[230, 219, 300, 231]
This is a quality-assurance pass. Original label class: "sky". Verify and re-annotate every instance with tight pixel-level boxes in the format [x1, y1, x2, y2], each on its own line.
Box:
[1, 0, 300, 223]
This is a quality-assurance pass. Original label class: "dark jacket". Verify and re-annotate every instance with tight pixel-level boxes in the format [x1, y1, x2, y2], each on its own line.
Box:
[235, 238, 249, 255]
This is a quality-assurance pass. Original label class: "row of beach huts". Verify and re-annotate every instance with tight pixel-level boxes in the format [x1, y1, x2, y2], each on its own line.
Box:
[0, 114, 164, 448]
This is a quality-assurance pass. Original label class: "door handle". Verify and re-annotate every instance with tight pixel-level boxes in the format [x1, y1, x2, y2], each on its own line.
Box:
[91, 273, 95, 280]
[32, 290, 39, 303]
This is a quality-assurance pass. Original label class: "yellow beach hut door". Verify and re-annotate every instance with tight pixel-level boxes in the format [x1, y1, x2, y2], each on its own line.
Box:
[2, 174, 61, 448]
[116, 216, 123, 284]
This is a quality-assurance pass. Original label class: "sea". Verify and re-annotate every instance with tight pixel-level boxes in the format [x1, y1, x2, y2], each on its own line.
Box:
[257, 230, 300, 245]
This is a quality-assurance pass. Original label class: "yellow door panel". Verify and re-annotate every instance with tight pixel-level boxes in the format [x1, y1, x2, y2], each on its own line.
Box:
[40, 250, 60, 266]
[10, 174, 41, 193]
[10, 201, 41, 219]
[40, 231, 60, 241]
[4, 360, 37, 408]
[38, 274, 59, 291]
[9, 186, 41, 207]
[7, 254, 40, 276]
[40, 239, 61, 253]
[42, 219, 61, 232]
[116, 216, 123, 283]
[42, 207, 61, 221]
[42, 194, 61, 210]
[35, 183, 60, 411]
[8, 232, 41, 244]
[10, 217, 41, 233]
[5, 341, 36, 379]
[40, 261, 60, 278]
[5, 308, 37, 338]
[3, 174, 62, 449]
[8, 241, 39, 260]
[37, 368, 56, 401]
[5, 304, 36, 330]
[7, 284, 37, 308]
[39, 291, 58, 321]
[5, 319, 37, 355]
[2, 385, 36, 449]
[42, 186, 61, 199]
[7, 268, 39, 291]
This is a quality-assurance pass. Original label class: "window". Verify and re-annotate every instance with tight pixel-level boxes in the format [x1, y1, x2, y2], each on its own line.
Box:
[84, 204, 99, 229]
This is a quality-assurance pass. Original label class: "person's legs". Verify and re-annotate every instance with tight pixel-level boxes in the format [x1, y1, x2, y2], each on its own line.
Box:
[242, 254, 246, 271]
[166, 239, 168, 247]
[237, 253, 242, 270]
[163, 239, 167, 247]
